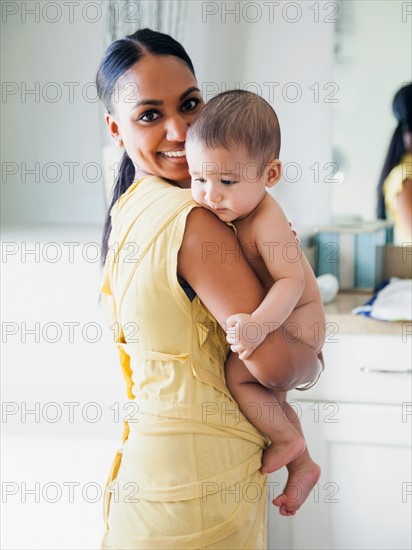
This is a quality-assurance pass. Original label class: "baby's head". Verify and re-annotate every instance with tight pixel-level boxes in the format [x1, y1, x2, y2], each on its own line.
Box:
[186, 89, 282, 222]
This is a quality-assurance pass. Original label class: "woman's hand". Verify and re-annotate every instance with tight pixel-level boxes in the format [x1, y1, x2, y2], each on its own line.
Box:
[225, 313, 268, 361]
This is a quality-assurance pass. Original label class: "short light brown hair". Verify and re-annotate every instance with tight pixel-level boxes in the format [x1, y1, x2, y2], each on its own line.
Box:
[187, 89, 281, 175]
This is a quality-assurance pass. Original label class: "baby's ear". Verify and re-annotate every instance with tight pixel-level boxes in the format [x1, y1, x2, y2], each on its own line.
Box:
[266, 159, 282, 188]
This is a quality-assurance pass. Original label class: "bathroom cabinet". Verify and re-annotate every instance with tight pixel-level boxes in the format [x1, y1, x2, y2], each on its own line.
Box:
[268, 295, 412, 549]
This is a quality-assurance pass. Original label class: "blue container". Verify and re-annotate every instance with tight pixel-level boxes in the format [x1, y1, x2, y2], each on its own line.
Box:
[314, 221, 393, 290]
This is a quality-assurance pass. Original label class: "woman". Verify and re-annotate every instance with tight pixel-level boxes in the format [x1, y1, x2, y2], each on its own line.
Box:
[377, 83, 412, 242]
[97, 28, 320, 549]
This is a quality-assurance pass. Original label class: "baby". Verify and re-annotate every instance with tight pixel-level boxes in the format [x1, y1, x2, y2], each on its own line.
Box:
[185, 90, 326, 516]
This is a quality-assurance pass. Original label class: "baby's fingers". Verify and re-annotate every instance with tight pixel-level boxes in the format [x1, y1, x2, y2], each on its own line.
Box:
[226, 332, 237, 345]
[226, 314, 241, 328]
[226, 321, 240, 345]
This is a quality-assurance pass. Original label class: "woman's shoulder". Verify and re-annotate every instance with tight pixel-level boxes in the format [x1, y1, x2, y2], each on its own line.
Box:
[386, 153, 412, 181]
[384, 153, 412, 199]
[110, 175, 197, 223]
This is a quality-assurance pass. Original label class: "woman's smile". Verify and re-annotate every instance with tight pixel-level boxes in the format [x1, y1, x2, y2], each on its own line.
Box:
[158, 148, 187, 164]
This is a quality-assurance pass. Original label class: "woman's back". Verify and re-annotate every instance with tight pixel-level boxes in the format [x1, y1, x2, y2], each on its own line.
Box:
[100, 176, 269, 549]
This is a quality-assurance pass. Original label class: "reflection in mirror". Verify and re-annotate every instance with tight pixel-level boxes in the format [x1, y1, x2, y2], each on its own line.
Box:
[376, 84, 412, 244]
[331, 0, 411, 246]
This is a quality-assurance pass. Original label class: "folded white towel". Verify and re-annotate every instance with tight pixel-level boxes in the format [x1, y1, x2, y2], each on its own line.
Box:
[369, 277, 412, 321]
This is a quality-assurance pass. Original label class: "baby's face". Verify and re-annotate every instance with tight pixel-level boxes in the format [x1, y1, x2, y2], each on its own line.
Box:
[186, 141, 269, 223]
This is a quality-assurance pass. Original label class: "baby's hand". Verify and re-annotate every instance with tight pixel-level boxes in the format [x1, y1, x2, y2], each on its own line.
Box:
[225, 313, 267, 361]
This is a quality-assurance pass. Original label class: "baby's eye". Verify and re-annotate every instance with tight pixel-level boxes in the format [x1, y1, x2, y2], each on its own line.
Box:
[138, 110, 160, 122]
[194, 177, 206, 183]
[182, 97, 202, 112]
[221, 179, 238, 185]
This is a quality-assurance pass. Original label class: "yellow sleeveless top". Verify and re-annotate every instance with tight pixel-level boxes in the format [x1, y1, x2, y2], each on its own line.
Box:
[100, 176, 269, 549]
[383, 153, 412, 243]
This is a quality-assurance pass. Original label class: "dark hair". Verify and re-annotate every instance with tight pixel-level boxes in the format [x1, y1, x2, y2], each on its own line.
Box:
[96, 28, 196, 266]
[186, 89, 281, 175]
[377, 83, 412, 219]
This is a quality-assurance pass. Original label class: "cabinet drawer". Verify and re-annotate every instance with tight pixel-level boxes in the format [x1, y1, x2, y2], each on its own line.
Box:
[290, 333, 411, 404]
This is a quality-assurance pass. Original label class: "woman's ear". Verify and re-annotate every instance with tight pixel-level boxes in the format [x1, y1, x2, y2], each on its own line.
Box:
[266, 159, 282, 188]
[105, 112, 123, 146]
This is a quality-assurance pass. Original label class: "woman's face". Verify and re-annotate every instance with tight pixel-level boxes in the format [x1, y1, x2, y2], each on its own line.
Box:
[106, 54, 203, 186]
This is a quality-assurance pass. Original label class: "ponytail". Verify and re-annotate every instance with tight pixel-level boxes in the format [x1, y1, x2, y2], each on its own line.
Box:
[376, 123, 404, 219]
[101, 152, 136, 266]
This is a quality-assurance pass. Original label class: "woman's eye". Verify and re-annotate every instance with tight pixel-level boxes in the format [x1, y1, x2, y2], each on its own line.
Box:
[138, 110, 160, 122]
[182, 98, 201, 112]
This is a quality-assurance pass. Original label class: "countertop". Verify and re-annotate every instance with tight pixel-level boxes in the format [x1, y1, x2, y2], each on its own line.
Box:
[324, 291, 409, 335]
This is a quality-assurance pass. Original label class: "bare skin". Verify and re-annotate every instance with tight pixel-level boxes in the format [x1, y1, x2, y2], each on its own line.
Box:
[392, 131, 412, 240]
[178, 207, 321, 513]
[395, 178, 412, 240]
[223, 197, 324, 489]
[271, 392, 321, 516]
[225, 352, 306, 473]
[225, 351, 322, 514]
[178, 208, 320, 390]
[222, 226, 325, 474]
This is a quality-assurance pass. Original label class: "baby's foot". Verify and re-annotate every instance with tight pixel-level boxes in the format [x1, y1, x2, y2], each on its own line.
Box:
[260, 436, 306, 475]
[272, 458, 321, 516]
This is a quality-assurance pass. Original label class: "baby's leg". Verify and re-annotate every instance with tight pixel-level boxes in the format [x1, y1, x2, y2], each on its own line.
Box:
[271, 392, 321, 516]
[285, 301, 326, 354]
[225, 352, 306, 473]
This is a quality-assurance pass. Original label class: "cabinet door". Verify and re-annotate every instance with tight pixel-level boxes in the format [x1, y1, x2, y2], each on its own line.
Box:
[268, 401, 411, 550]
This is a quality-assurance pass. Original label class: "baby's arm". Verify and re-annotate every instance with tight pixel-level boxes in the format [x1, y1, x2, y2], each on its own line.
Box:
[226, 198, 305, 360]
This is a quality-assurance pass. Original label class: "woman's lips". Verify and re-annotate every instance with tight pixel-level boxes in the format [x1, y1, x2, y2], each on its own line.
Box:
[158, 150, 187, 165]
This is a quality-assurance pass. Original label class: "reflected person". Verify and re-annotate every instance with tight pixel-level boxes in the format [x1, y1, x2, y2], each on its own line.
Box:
[377, 83, 412, 242]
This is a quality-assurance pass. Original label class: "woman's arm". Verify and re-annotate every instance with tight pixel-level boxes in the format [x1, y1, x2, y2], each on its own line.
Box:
[396, 178, 412, 239]
[178, 208, 319, 392]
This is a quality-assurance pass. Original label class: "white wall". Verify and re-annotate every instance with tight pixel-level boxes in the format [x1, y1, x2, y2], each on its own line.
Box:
[184, 0, 334, 240]
[2, 0, 333, 236]
[1, 7, 117, 547]
[332, 0, 411, 220]
[1, 224, 124, 549]
[1, 2, 107, 225]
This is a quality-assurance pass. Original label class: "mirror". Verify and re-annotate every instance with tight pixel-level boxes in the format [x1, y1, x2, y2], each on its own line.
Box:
[331, 1, 411, 234]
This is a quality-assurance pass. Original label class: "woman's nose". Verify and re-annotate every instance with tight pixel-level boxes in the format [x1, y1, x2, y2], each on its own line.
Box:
[165, 116, 188, 142]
